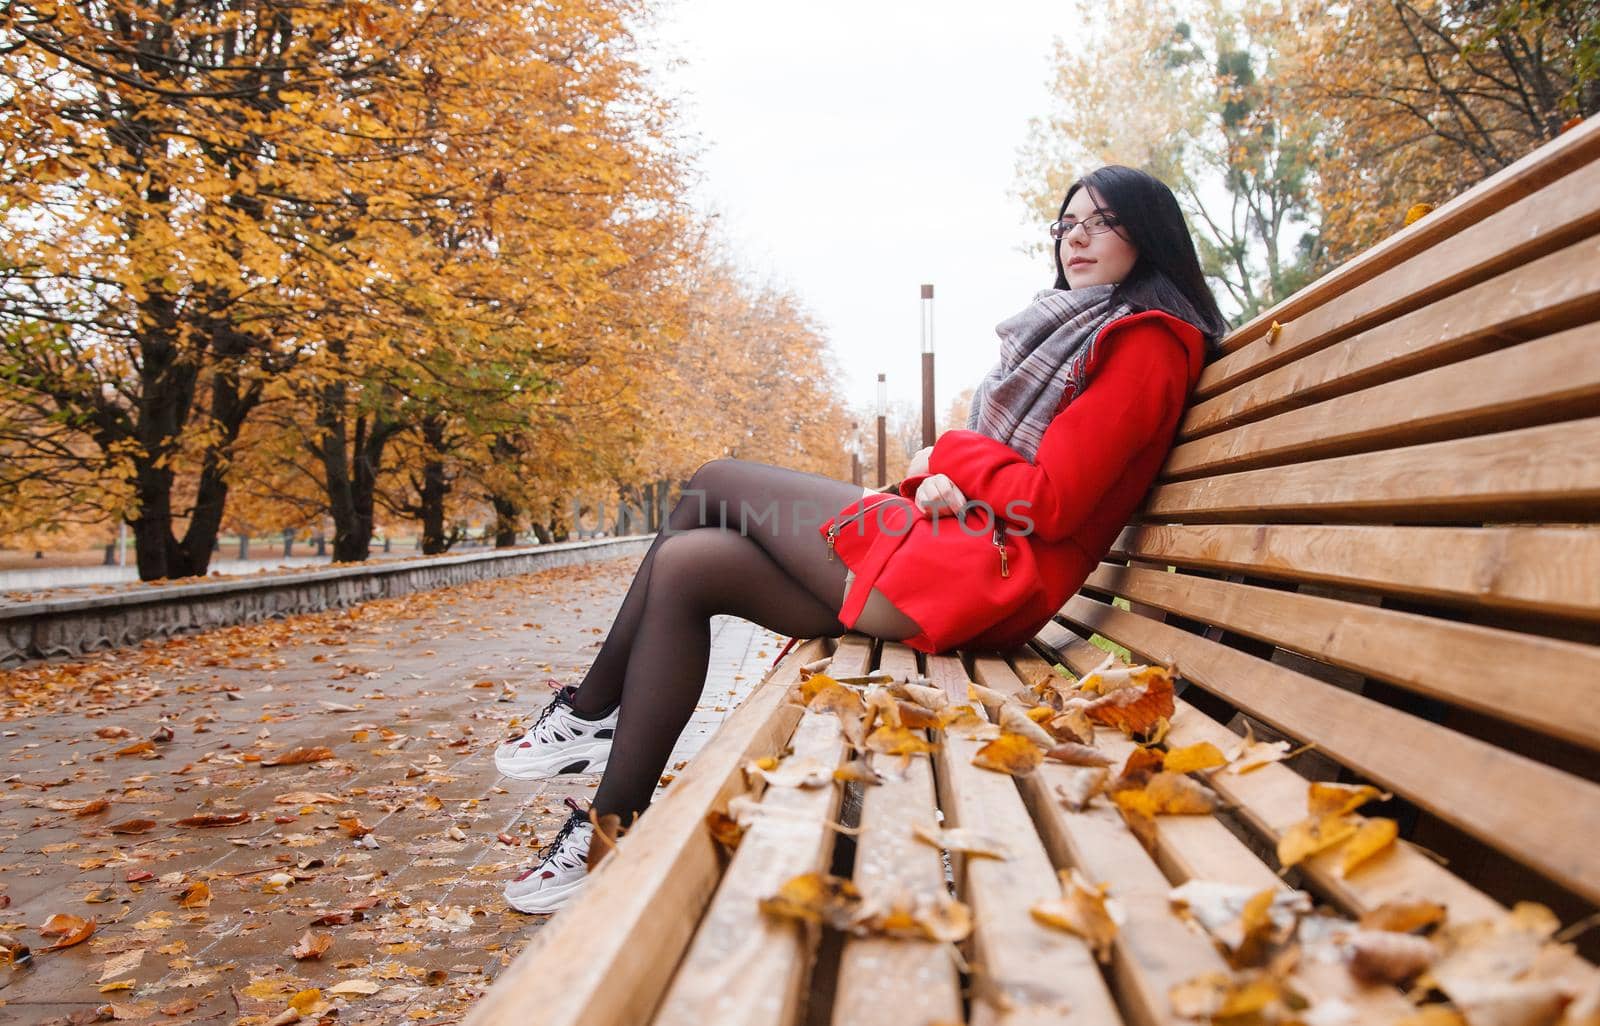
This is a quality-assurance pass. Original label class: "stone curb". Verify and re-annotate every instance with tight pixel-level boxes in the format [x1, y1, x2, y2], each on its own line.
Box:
[0, 536, 653, 667]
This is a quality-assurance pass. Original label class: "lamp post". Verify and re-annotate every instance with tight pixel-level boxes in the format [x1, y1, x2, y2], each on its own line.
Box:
[849, 421, 862, 486]
[921, 284, 935, 448]
[875, 374, 887, 489]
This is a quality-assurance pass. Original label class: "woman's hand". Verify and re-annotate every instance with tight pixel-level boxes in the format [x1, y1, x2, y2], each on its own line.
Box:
[906, 445, 934, 479]
[914, 473, 968, 517]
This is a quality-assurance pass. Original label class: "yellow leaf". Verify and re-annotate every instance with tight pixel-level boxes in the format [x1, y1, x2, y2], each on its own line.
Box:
[972, 733, 1044, 776]
[1162, 741, 1226, 774]
[1030, 868, 1119, 962]
[758, 872, 862, 931]
[1307, 781, 1388, 818]
[1277, 812, 1360, 869]
[1340, 817, 1399, 876]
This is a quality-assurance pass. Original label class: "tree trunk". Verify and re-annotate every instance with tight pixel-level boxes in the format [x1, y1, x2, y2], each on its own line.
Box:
[283, 529, 294, 558]
[413, 415, 455, 555]
[237, 534, 248, 560]
[492, 495, 520, 547]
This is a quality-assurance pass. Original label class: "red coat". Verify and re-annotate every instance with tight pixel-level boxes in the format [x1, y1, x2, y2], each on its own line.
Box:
[819, 310, 1206, 654]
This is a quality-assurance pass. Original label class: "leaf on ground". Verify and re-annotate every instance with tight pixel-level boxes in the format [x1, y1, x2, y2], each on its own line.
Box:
[114, 740, 156, 757]
[174, 812, 251, 828]
[108, 818, 157, 835]
[327, 979, 381, 996]
[273, 792, 345, 806]
[47, 798, 109, 815]
[1030, 868, 1120, 963]
[177, 882, 211, 909]
[911, 823, 1011, 860]
[262, 746, 335, 767]
[291, 930, 332, 960]
[758, 872, 862, 931]
[972, 733, 1044, 776]
[37, 913, 96, 951]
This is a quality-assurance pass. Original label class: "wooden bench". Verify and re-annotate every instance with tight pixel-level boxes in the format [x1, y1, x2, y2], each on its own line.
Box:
[466, 118, 1600, 1026]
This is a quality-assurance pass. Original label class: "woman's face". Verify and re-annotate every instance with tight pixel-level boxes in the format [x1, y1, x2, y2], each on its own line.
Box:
[1058, 186, 1139, 289]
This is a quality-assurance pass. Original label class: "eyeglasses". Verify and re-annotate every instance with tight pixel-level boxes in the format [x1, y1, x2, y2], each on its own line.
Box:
[1049, 213, 1120, 240]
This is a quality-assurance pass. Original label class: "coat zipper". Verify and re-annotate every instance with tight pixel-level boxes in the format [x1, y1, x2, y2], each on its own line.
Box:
[992, 523, 1010, 578]
[825, 504, 874, 561]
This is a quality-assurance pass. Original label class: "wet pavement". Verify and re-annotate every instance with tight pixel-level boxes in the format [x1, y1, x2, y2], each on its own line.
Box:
[0, 557, 784, 1025]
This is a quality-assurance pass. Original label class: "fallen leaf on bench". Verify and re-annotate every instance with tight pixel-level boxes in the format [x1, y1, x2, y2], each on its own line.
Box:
[1111, 771, 1218, 818]
[897, 683, 949, 711]
[1115, 747, 1165, 789]
[1030, 869, 1120, 963]
[1077, 656, 1170, 697]
[865, 726, 938, 757]
[833, 758, 883, 786]
[1278, 814, 1361, 869]
[1044, 741, 1113, 768]
[1169, 881, 1309, 969]
[1226, 723, 1293, 774]
[1346, 929, 1437, 984]
[893, 700, 946, 731]
[1085, 672, 1174, 737]
[705, 810, 744, 851]
[968, 681, 1013, 708]
[806, 680, 865, 719]
[855, 893, 974, 943]
[1359, 900, 1447, 934]
[1071, 653, 1118, 694]
[1055, 767, 1109, 811]
[972, 733, 1044, 776]
[945, 706, 1001, 740]
[746, 756, 835, 789]
[798, 674, 844, 704]
[1169, 970, 1292, 1021]
[998, 702, 1056, 749]
[1045, 707, 1094, 745]
[911, 823, 1011, 860]
[1163, 741, 1228, 774]
[759, 872, 862, 931]
[1309, 783, 1389, 818]
[1340, 817, 1399, 877]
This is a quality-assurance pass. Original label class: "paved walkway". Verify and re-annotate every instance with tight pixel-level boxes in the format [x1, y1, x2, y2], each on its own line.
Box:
[0, 558, 785, 1026]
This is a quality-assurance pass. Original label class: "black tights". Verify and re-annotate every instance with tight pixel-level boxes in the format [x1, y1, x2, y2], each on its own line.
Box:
[568, 458, 920, 823]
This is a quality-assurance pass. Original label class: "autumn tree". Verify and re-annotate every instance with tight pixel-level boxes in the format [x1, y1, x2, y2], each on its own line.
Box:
[1271, 0, 1600, 261]
[1016, 0, 1319, 318]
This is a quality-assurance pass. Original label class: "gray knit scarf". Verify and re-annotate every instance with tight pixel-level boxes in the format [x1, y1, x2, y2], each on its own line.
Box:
[965, 284, 1132, 462]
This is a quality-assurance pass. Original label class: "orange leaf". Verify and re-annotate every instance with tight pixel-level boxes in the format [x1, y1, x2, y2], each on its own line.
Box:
[291, 930, 333, 960]
[37, 913, 96, 951]
[262, 746, 334, 767]
[971, 733, 1044, 776]
[1085, 673, 1174, 736]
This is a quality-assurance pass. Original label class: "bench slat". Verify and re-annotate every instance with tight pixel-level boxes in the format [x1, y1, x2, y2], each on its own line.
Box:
[1185, 235, 1600, 442]
[465, 638, 829, 1026]
[1107, 523, 1600, 624]
[1057, 596, 1600, 905]
[1170, 319, 1600, 477]
[969, 654, 1229, 1026]
[1009, 650, 1420, 1021]
[1221, 118, 1600, 356]
[1145, 416, 1600, 523]
[1195, 151, 1600, 399]
[1081, 562, 1600, 748]
[832, 643, 963, 1026]
[1032, 623, 1509, 924]
[924, 653, 1125, 1025]
[652, 707, 850, 1026]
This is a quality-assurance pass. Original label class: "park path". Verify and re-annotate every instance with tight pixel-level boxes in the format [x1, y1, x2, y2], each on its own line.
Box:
[0, 557, 784, 1026]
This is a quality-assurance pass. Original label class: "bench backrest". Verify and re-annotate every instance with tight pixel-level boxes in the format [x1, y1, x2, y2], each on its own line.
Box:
[1065, 116, 1600, 919]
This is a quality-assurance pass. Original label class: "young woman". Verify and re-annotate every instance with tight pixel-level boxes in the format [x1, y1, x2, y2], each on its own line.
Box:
[495, 165, 1228, 914]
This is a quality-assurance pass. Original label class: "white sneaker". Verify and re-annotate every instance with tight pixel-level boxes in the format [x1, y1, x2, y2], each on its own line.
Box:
[504, 799, 593, 914]
[494, 684, 617, 780]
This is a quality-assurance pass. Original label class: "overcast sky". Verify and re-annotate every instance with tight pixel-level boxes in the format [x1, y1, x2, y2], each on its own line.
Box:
[643, 0, 1078, 424]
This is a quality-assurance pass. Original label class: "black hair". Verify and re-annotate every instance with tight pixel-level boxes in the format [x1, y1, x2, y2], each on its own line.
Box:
[1053, 165, 1229, 356]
